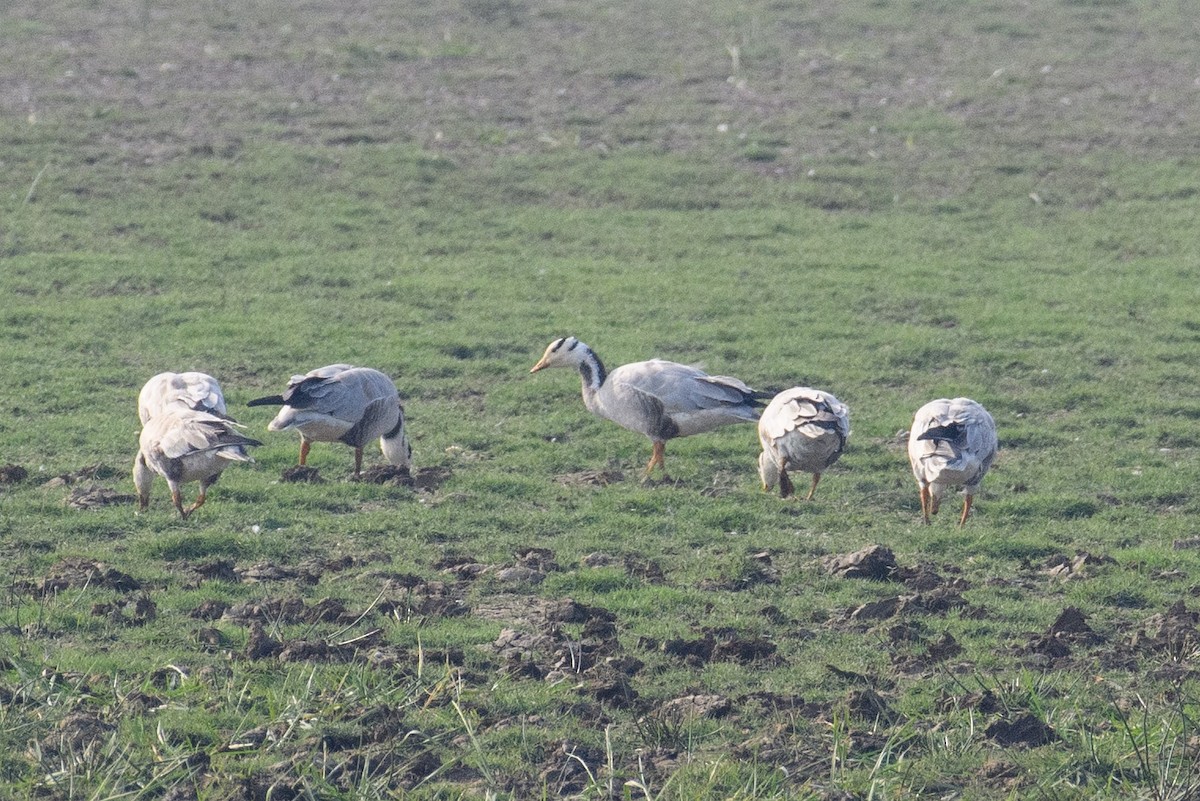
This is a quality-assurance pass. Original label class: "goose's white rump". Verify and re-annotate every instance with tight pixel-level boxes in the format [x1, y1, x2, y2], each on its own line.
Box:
[907, 397, 997, 525]
[530, 336, 763, 479]
[757, 387, 849, 500]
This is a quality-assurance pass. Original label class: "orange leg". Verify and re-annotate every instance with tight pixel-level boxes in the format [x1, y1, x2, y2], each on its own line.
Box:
[299, 440, 311, 466]
[184, 487, 208, 519]
[805, 473, 821, 501]
[918, 484, 932, 524]
[959, 494, 974, 526]
[171, 487, 188, 519]
[643, 441, 668, 480]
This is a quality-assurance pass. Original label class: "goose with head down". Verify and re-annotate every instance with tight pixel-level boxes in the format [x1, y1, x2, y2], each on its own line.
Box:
[757, 387, 850, 500]
[530, 336, 764, 480]
[907, 397, 998, 525]
[248, 365, 411, 476]
[134, 402, 261, 518]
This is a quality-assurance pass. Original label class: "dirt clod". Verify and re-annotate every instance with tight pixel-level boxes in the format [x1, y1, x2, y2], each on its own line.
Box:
[822, 545, 898, 580]
[985, 713, 1057, 747]
[356, 464, 413, 485]
[655, 694, 731, 721]
[0, 464, 28, 484]
[41, 558, 141, 593]
[280, 465, 323, 483]
[66, 483, 136, 509]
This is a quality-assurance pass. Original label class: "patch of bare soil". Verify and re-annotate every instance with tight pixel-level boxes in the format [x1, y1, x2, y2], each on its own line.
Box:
[41, 463, 121, 488]
[476, 594, 627, 703]
[355, 465, 413, 486]
[412, 466, 452, 492]
[821, 545, 898, 580]
[65, 483, 136, 509]
[1127, 599, 1200, 662]
[0, 464, 28, 484]
[1041, 551, 1116, 580]
[280, 465, 323, 483]
[1018, 606, 1103, 666]
[656, 629, 778, 666]
[222, 596, 360, 625]
[653, 693, 732, 722]
[375, 577, 467, 619]
[181, 559, 239, 587]
[91, 594, 157, 626]
[38, 713, 116, 761]
[242, 621, 392, 663]
[985, 713, 1058, 747]
[892, 631, 964, 673]
[37, 558, 141, 594]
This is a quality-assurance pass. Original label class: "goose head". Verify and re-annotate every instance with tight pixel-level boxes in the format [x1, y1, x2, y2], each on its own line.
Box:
[530, 337, 591, 373]
[757, 450, 781, 493]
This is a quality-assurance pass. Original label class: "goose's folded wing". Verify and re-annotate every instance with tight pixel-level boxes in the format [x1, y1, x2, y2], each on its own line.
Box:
[153, 419, 218, 459]
[643, 369, 754, 413]
[603, 379, 670, 437]
[965, 414, 998, 462]
[339, 393, 399, 444]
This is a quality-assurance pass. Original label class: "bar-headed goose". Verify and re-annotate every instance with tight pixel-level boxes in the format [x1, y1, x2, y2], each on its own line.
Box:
[757, 387, 849, 500]
[247, 365, 411, 476]
[138, 371, 227, 424]
[134, 402, 261, 518]
[530, 336, 764, 479]
[907, 397, 998, 525]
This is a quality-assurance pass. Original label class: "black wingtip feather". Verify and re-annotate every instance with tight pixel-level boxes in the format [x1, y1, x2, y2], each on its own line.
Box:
[246, 395, 286, 407]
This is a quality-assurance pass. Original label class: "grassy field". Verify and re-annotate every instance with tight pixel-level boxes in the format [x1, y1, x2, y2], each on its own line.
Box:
[3, 0, 1200, 798]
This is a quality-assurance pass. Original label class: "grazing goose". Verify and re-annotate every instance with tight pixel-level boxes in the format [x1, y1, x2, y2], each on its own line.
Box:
[138, 371, 227, 424]
[907, 397, 998, 525]
[134, 402, 261, 518]
[247, 365, 411, 476]
[757, 387, 850, 500]
[530, 336, 764, 479]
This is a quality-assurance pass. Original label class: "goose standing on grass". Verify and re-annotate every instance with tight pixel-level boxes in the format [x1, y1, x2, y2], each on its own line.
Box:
[907, 397, 997, 525]
[134, 402, 261, 518]
[247, 365, 411, 476]
[757, 387, 850, 500]
[530, 336, 765, 480]
[138, 371, 227, 424]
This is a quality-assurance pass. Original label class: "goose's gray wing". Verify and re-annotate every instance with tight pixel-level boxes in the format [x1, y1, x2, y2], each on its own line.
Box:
[616, 360, 756, 415]
[954, 400, 998, 466]
[149, 411, 258, 459]
[597, 378, 675, 440]
[337, 384, 401, 447]
[277, 373, 366, 422]
[762, 389, 849, 443]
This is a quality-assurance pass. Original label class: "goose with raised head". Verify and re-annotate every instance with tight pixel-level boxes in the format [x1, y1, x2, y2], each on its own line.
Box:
[247, 365, 411, 476]
[757, 387, 850, 500]
[907, 397, 997, 525]
[530, 336, 764, 480]
[138, 371, 227, 424]
[134, 402, 261, 518]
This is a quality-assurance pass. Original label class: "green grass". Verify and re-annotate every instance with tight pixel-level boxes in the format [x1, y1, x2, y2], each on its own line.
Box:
[3, 0, 1200, 798]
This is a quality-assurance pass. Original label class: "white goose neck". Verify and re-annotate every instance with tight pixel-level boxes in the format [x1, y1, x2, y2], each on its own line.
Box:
[576, 348, 607, 392]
